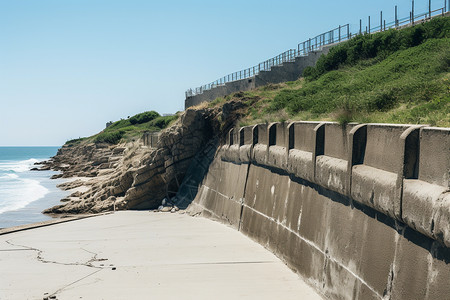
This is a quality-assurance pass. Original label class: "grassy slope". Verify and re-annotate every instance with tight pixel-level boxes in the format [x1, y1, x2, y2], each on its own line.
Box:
[66, 112, 178, 145]
[209, 16, 450, 127]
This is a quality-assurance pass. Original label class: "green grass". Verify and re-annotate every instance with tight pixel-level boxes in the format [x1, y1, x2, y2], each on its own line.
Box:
[65, 137, 88, 145]
[211, 16, 450, 127]
[68, 113, 179, 145]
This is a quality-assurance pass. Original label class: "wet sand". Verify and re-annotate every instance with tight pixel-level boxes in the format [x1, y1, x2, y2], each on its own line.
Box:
[0, 211, 322, 300]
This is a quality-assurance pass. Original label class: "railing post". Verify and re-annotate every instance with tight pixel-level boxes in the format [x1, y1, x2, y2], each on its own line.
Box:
[395, 6, 398, 27]
[429, 0, 431, 18]
[380, 11, 383, 31]
[412, 0, 415, 25]
[339, 25, 341, 41]
[368, 15, 371, 33]
[359, 19, 362, 34]
[347, 24, 349, 39]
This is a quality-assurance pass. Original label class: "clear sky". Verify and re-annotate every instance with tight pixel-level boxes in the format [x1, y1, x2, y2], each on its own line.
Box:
[0, 0, 445, 146]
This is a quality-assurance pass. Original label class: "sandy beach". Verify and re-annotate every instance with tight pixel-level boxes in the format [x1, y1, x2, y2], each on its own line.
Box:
[0, 211, 321, 300]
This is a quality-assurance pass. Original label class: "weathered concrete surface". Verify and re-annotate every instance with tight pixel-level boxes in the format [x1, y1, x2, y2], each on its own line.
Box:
[187, 122, 450, 300]
[0, 212, 321, 300]
[402, 127, 450, 246]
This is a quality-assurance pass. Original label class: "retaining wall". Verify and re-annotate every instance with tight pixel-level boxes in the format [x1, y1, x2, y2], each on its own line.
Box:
[185, 48, 330, 108]
[187, 122, 450, 300]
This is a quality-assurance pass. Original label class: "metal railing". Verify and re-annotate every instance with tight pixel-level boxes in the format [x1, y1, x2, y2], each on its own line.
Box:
[186, 0, 449, 98]
[185, 24, 350, 98]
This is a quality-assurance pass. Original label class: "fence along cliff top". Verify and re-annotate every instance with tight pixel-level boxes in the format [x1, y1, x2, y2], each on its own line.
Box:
[185, 0, 449, 99]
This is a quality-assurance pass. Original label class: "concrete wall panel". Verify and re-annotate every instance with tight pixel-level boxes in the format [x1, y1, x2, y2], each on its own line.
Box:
[267, 123, 288, 169]
[402, 127, 450, 246]
[251, 124, 269, 165]
[187, 122, 450, 300]
[239, 126, 253, 146]
[418, 127, 450, 187]
[292, 121, 321, 152]
[350, 124, 412, 219]
[315, 123, 354, 195]
[363, 124, 410, 172]
[286, 122, 321, 182]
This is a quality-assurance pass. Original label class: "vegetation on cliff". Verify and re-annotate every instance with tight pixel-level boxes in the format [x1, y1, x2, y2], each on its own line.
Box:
[66, 111, 178, 145]
[208, 16, 450, 127]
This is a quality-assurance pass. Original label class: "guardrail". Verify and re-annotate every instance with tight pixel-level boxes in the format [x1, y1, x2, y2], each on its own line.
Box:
[185, 0, 449, 98]
[185, 24, 350, 98]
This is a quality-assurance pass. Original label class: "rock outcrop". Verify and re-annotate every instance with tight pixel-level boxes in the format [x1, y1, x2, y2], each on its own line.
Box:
[42, 107, 230, 214]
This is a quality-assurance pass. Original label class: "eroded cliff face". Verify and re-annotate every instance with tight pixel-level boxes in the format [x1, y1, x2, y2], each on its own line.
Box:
[42, 107, 229, 214]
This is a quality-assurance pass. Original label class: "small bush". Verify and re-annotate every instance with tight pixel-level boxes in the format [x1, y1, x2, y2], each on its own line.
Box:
[106, 119, 131, 130]
[147, 115, 178, 129]
[370, 90, 398, 111]
[129, 111, 160, 125]
[94, 130, 125, 144]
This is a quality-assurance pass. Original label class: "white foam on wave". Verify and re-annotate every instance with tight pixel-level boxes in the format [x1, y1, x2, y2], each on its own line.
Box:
[0, 176, 49, 214]
[0, 158, 39, 173]
[0, 173, 19, 180]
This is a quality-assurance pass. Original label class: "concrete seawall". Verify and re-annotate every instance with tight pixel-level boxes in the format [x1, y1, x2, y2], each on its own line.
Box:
[187, 122, 450, 300]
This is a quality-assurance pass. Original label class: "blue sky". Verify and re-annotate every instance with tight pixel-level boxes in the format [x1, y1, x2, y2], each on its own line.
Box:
[0, 0, 445, 146]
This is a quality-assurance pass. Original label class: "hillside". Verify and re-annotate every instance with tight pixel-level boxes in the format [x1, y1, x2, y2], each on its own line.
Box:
[66, 111, 178, 145]
[207, 16, 450, 127]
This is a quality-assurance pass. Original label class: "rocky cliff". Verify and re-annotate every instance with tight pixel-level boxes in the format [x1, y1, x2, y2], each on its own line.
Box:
[41, 102, 245, 214]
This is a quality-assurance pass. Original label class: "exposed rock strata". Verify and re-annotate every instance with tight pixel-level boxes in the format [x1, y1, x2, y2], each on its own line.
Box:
[41, 103, 244, 214]
[37, 109, 205, 213]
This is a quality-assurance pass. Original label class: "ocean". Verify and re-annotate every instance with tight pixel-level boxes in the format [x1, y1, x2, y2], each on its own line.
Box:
[0, 147, 70, 229]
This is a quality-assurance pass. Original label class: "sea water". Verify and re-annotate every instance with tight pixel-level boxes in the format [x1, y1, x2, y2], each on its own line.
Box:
[0, 147, 69, 229]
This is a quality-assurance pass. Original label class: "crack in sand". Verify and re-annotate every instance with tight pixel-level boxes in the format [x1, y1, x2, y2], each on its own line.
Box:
[5, 239, 107, 268]
[5, 239, 111, 299]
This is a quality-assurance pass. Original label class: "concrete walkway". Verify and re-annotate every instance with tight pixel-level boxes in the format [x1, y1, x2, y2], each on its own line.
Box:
[0, 211, 321, 300]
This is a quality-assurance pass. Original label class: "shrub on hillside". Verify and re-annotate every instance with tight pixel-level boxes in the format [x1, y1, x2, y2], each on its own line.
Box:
[94, 130, 125, 144]
[147, 115, 178, 130]
[129, 111, 160, 125]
